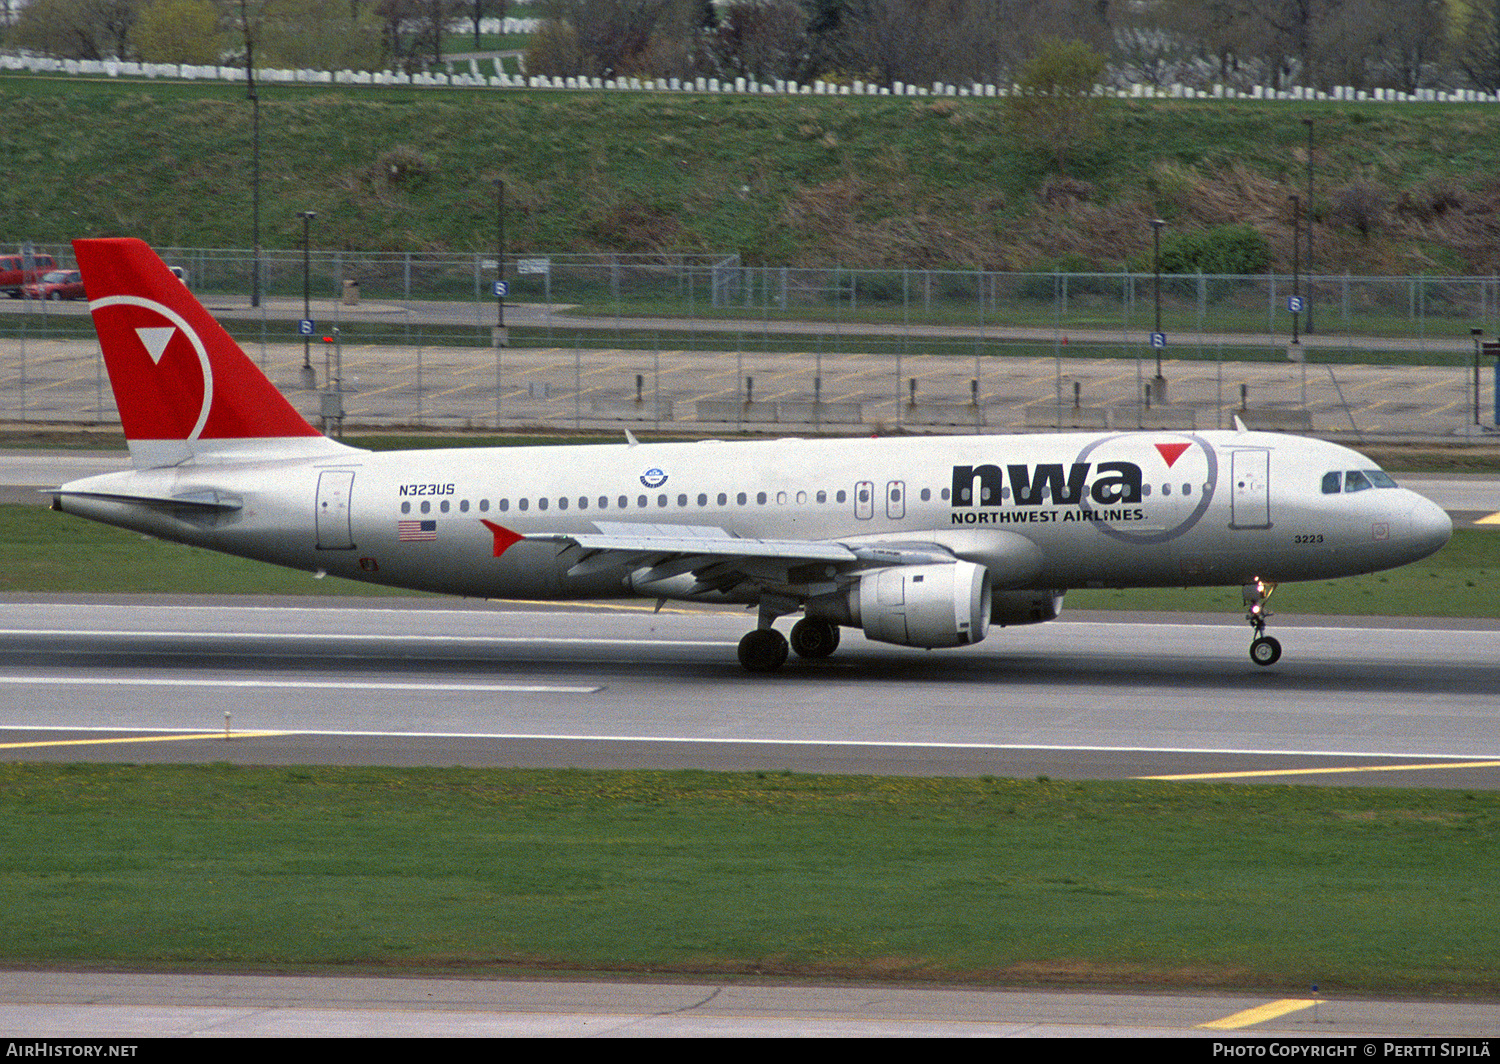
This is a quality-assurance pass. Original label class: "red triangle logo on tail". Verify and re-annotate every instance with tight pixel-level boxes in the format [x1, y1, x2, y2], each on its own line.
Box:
[1155, 442, 1191, 468]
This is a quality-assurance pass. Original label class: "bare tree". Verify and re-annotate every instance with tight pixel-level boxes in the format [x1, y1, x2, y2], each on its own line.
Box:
[532, 0, 697, 78]
[13, 0, 141, 58]
[1457, 0, 1500, 90]
[698, 0, 810, 82]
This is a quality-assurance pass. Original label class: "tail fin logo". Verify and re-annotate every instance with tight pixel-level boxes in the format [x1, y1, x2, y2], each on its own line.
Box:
[90, 294, 214, 441]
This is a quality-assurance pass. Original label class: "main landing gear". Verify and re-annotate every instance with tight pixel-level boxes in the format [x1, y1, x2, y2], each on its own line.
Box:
[737, 609, 841, 673]
[1243, 577, 1281, 667]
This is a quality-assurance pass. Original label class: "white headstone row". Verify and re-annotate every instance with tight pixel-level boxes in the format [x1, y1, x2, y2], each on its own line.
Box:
[4, 52, 1498, 105]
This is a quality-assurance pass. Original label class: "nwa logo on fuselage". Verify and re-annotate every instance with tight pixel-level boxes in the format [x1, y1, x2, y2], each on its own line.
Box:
[951, 462, 1142, 508]
[947, 435, 1221, 545]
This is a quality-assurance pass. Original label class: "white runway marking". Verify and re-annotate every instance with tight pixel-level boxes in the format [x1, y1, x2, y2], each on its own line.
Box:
[0, 677, 601, 694]
[0, 628, 731, 648]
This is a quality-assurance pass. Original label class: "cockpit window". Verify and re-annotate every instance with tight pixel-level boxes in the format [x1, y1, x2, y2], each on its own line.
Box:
[1326, 470, 1397, 494]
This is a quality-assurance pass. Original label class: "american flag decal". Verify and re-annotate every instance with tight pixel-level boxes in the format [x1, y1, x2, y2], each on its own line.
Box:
[398, 519, 437, 542]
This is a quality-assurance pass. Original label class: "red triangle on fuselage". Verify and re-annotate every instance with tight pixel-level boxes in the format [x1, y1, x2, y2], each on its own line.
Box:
[1155, 442, 1191, 468]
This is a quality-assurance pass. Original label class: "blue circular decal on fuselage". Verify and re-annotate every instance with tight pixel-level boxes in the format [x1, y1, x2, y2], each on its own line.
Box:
[640, 468, 668, 488]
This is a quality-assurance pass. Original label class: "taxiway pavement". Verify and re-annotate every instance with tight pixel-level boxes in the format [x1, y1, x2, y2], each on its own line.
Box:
[2, 598, 1497, 789]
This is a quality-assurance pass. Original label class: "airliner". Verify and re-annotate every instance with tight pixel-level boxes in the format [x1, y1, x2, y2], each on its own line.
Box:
[51, 238, 1453, 672]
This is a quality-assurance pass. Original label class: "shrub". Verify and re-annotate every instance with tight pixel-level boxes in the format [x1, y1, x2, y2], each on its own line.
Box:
[1157, 224, 1270, 275]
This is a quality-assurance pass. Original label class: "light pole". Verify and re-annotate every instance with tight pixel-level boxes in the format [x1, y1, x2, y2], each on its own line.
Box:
[1473, 328, 1484, 429]
[1289, 194, 1301, 348]
[1302, 117, 1315, 334]
[298, 211, 316, 383]
[241, 0, 261, 308]
[493, 178, 507, 347]
[1150, 218, 1166, 403]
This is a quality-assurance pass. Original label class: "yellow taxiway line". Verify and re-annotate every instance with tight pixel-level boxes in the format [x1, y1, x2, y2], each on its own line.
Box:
[1198, 998, 1324, 1030]
[1144, 760, 1500, 782]
[0, 731, 288, 750]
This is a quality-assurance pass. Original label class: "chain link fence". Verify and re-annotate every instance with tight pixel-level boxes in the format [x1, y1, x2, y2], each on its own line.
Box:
[2, 244, 1497, 435]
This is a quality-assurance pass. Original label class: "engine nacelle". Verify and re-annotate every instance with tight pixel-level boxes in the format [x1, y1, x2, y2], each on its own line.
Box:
[990, 589, 1065, 627]
[819, 561, 992, 649]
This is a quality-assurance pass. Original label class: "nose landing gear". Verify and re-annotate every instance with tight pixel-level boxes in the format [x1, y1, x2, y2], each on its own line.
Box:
[1243, 578, 1281, 666]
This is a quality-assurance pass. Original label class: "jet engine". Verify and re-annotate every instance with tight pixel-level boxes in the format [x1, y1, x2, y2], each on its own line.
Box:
[808, 561, 992, 649]
[990, 589, 1065, 626]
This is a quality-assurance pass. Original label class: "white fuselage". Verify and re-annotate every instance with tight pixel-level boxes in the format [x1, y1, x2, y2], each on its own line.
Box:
[56, 430, 1453, 604]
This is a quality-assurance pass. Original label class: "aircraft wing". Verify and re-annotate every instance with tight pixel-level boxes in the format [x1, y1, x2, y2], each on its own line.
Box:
[514, 521, 958, 595]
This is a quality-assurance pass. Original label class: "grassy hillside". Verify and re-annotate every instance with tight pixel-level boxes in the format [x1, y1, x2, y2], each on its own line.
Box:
[4, 74, 1500, 271]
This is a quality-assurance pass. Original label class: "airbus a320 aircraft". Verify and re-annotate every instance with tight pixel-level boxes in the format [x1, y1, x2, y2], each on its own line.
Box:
[52, 238, 1453, 672]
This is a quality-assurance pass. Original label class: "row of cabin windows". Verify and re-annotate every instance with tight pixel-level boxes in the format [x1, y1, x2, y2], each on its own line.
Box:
[402, 488, 867, 516]
[397, 481, 1211, 516]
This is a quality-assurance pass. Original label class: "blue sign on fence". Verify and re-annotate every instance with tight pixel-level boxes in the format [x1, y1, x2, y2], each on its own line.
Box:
[1288, 296, 1304, 314]
[298, 319, 314, 336]
[493, 281, 509, 298]
[1150, 332, 1167, 349]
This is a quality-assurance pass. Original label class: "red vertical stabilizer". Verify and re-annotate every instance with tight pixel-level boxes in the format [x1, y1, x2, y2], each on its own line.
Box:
[74, 237, 351, 467]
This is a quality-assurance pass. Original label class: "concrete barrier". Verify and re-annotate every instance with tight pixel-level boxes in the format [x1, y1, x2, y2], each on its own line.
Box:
[696, 399, 777, 423]
[1114, 405, 1198, 430]
[588, 399, 674, 421]
[1237, 408, 1313, 432]
[776, 401, 863, 424]
[1024, 404, 1112, 429]
[902, 403, 985, 427]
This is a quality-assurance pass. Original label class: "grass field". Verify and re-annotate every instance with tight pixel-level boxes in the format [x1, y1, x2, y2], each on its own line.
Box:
[1, 764, 1496, 994]
[6, 73, 1500, 276]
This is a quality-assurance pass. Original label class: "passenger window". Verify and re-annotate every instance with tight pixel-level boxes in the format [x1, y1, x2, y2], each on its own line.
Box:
[637, 495, 647, 508]
[480, 499, 490, 512]
[837, 490, 847, 503]
[498, 499, 508, 512]
[558, 497, 567, 510]
[658, 494, 668, 507]
[757, 492, 767, 504]
[717, 493, 727, 506]
[459, 499, 469, 512]
[1322, 472, 1342, 494]
[1344, 470, 1373, 492]
[518, 498, 528, 511]
[697, 493, 708, 506]
[538, 498, 548, 511]
[737, 492, 747, 505]
[920, 488, 931, 501]
[420, 501, 430, 513]
[816, 491, 827, 504]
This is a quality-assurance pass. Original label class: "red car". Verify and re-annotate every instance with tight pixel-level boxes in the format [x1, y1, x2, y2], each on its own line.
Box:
[23, 269, 86, 300]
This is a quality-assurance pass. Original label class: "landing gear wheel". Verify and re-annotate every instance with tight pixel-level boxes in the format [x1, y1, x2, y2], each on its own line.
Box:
[1249, 636, 1282, 667]
[789, 617, 840, 660]
[738, 628, 790, 673]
